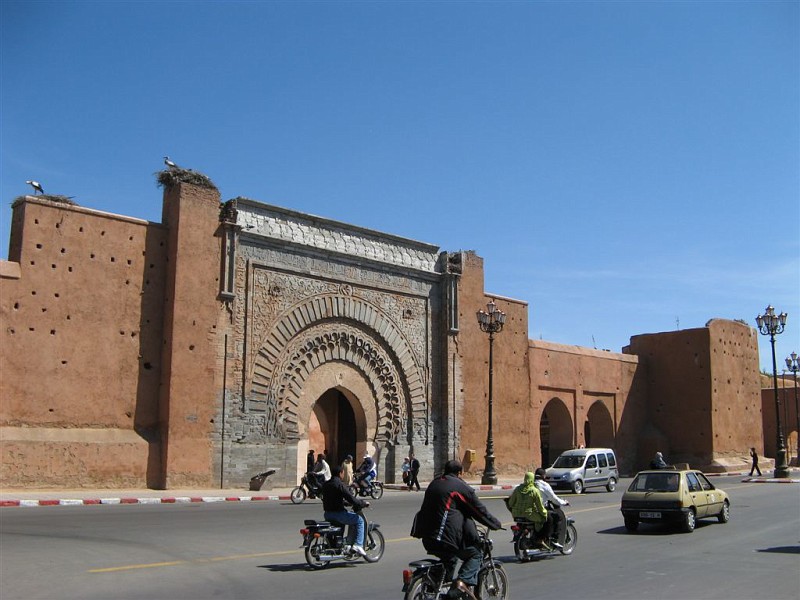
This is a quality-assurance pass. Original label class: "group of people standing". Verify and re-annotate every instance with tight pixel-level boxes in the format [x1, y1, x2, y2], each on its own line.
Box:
[306, 449, 378, 491]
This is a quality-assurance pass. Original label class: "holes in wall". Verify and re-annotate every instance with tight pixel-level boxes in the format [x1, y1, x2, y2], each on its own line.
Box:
[30, 260, 35, 266]
[60, 248, 66, 254]
[189, 345, 195, 351]
[68, 266, 73, 272]
[13, 302, 19, 310]
[110, 257, 115, 263]
[79, 227, 83, 232]
[127, 259, 132, 265]
[143, 362, 153, 370]
[31, 290, 36, 296]
[101, 230, 105, 236]
[36, 243, 42, 249]
[50, 330, 55, 335]
[90, 253, 95, 259]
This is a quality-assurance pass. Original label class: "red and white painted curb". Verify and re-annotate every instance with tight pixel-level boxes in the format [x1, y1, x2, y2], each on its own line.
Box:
[0, 494, 293, 508]
[0, 484, 514, 508]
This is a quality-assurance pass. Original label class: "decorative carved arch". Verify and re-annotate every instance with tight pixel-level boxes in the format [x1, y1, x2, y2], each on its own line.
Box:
[248, 294, 427, 445]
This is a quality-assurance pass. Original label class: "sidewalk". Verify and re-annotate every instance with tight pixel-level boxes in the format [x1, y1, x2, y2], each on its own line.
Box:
[0, 481, 515, 508]
[2, 471, 795, 508]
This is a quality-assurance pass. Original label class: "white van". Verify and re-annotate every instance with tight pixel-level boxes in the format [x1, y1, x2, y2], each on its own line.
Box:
[545, 448, 619, 494]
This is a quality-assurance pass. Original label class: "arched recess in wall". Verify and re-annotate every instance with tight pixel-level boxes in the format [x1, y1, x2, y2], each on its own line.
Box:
[586, 400, 615, 449]
[247, 294, 428, 450]
[540, 398, 573, 466]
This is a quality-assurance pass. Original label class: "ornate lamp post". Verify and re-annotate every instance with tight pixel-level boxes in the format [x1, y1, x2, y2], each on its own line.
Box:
[755, 305, 789, 478]
[786, 352, 799, 466]
[477, 299, 506, 485]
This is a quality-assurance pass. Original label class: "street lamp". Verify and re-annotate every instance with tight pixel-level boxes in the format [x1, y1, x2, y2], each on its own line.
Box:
[477, 299, 506, 485]
[755, 305, 789, 478]
[786, 352, 799, 467]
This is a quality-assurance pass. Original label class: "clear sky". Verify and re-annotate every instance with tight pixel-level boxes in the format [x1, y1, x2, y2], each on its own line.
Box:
[1, 1, 798, 373]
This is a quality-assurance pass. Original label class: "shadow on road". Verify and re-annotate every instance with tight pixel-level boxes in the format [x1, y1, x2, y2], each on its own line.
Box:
[756, 546, 800, 555]
[259, 562, 359, 572]
[596, 521, 715, 535]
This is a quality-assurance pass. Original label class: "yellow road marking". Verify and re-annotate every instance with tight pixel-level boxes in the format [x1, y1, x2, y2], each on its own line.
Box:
[91, 487, 750, 574]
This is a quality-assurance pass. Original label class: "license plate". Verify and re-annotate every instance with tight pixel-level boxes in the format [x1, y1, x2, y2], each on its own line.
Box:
[640, 511, 661, 519]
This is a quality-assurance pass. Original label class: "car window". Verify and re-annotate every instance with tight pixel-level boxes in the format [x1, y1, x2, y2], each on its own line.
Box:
[629, 472, 679, 492]
[685, 472, 702, 492]
[598, 453, 608, 468]
[606, 453, 616, 467]
[553, 455, 584, 468]
[586, 455, 597, 468]
[696, 472, 715, 491]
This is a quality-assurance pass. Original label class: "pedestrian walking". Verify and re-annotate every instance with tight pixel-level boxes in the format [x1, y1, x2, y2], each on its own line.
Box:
[342, 454, 354, 485]
[307, 449, 315, 474]
[401, 457, 411, 486]
[408, 452, 421, 491]
[749, 447, 762, 476]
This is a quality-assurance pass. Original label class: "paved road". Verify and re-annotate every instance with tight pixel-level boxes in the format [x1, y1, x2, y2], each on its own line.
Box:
[1, 478, 798, 599]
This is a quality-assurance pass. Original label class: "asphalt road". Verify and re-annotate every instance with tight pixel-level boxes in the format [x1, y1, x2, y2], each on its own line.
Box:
[1, 479, 798, 600]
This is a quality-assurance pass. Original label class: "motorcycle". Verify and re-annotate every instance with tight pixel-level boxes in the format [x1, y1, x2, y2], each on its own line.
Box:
[290, 472, 324, 504]
[510, 507, 577, 561]
[299, 505, 386, 569]
[402, 527, 509, 600]
[349, 473, 384, 499]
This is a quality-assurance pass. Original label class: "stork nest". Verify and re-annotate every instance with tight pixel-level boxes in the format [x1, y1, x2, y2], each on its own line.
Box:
[13, 194, 78, 207]
[156, 167, 217, 191]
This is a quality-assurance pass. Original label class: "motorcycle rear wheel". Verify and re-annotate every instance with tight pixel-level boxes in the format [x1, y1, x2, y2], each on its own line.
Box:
[404, 575, 440, 600]
[513, 531, 533, 562]
[477, 564, 509, 599]
[290, 487, 306, 504]
[304, 537, 328, 569]
[370, 482, 384, 500]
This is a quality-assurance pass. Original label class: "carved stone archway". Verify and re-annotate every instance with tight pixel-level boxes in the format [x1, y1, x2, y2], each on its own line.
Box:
[247, 294, 429, 449]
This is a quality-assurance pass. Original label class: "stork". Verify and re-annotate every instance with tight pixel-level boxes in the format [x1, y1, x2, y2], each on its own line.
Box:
[164, 156, 179, 170]
[26, 180, 44, 195]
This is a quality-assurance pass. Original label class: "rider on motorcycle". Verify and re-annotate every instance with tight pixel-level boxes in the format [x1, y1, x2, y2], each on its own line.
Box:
[355, 453, 377, 491]
[534, 467, 569, 546]
[411, 460, 502, 599]
[507, 471, 552, 550]
[321, 464, 369, 557]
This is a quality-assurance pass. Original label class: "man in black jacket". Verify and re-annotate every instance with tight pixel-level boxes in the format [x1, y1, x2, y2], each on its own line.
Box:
[322, 464, 369, 556]
[412, 460, 502, 598]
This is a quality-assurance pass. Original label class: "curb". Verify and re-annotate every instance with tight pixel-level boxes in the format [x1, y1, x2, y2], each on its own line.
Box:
[0, 494, 294, 508]
[0, 484, 514, 508]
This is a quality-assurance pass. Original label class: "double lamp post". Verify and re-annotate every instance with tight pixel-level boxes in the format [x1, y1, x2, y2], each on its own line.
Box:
[786, 352, 799, 466]
[477, 299, 506, 485]
[755, 305, 790, 478]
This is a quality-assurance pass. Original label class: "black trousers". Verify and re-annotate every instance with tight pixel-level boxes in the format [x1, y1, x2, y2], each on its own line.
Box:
[408, 470, 420, 490]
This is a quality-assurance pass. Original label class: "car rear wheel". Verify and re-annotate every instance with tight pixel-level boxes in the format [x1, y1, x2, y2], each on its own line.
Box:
[606, 477, 617, 492]
[717, 500, 730, 523]
[624, 517, 638, 532]
[571, 479, 584, 494]
[681, 508, 696, 533]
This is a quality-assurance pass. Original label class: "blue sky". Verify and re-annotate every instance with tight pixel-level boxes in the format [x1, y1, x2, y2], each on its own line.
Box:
[1, 1, 798, 372]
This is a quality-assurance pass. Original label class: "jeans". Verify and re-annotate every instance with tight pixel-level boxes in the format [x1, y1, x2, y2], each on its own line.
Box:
[324, 510, 364, 546]
[437, 545, 482, 586]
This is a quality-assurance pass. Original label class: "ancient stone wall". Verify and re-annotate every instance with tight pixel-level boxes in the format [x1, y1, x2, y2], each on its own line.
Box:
[0, 197, 167, 488]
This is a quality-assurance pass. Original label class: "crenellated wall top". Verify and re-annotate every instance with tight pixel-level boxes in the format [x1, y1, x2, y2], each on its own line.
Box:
[235, 198, 441, 273]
